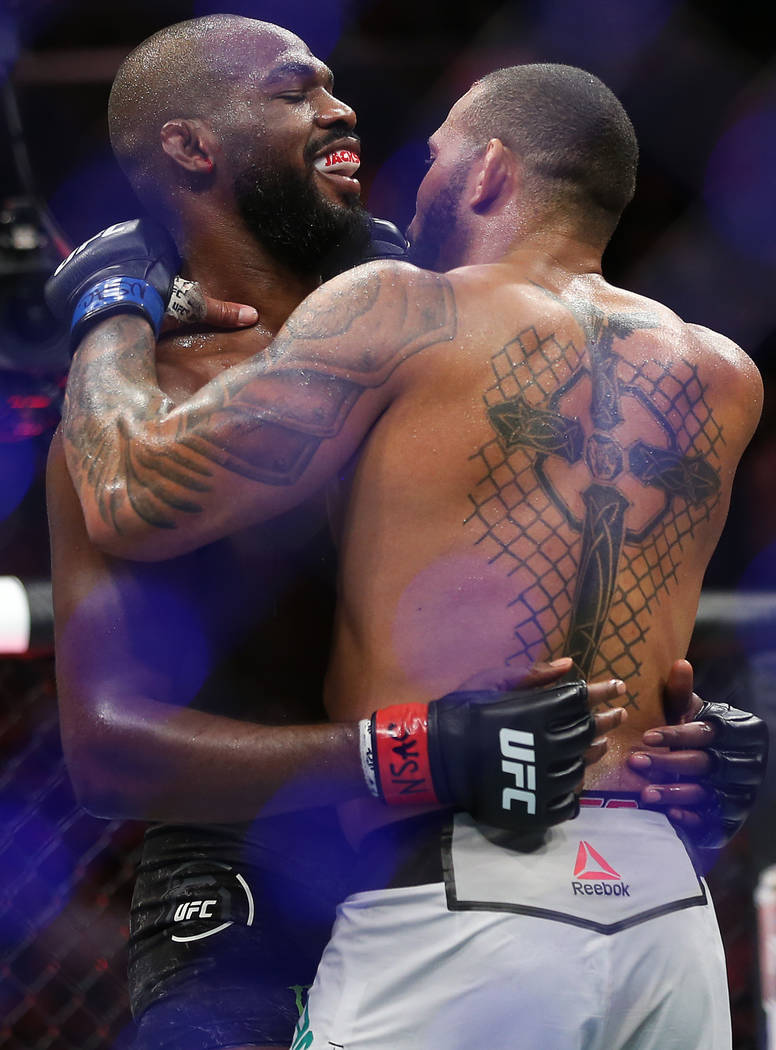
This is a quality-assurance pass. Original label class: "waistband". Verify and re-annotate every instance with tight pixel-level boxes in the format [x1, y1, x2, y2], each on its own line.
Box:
[354, 794, 653, 892]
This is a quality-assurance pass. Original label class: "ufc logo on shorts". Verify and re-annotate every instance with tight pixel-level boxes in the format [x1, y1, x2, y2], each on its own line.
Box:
[499, 728, 536, 814]
[173, 899, 217, 922]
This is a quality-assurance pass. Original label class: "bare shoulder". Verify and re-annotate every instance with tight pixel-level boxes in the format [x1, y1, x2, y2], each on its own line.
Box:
[687, 321, 762, 399]
[685, 321, 763, 441]
[287, 259, 454, 335]
[687, 322, 761, 377]
[271, 259, 457, 377]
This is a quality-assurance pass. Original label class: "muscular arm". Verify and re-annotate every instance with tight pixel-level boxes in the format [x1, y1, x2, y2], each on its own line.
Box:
[49, 430, 364, 822]
[62, 261, 456, 559]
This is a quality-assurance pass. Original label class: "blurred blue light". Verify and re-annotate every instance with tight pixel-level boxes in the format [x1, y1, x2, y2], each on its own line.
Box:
[193, 0, 346, 59]
[368, 137, 429, 235]
[61, 576, 214, 708]
[704, 103, 776, 265]
[47, 150, 138, 245]
[532, 0, 678, 71]
[0, 439, 36, 521]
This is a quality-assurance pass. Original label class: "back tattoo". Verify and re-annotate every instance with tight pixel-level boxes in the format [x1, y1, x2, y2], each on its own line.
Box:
[465, 297, 723, 708]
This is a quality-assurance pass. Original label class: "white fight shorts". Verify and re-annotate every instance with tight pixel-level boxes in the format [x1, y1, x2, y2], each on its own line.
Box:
[292, 801, 731, 1050]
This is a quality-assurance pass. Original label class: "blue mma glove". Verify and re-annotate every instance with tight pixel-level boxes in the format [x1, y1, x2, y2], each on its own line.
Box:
[45, 219, 179, 351]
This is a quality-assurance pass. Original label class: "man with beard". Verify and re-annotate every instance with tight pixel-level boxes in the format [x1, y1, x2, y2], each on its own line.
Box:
[48, 59, 769, 1048]
[45, 19, 641, 1050]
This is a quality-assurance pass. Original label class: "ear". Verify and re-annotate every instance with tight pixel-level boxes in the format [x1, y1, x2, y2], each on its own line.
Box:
[160, 119, 216, 174]
[469, 138, 513, 212]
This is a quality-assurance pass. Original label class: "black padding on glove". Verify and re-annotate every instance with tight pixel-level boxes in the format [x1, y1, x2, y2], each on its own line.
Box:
[320, 214, 408, 279]
[427, 681, 594, 834]
[45, 218, 180, 351]
[692, 700, 769, 848]
[361, 217, 409, 262]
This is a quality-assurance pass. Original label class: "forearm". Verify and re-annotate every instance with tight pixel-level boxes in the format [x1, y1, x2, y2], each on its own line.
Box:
[62, 314, 182, 556]
[60, 262, 454, 559]
[62, 312, 355, 560]
[64, 692, 363, 822]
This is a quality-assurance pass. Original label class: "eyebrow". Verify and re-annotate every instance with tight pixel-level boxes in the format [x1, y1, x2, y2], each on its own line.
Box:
[263, 60, 334, 90]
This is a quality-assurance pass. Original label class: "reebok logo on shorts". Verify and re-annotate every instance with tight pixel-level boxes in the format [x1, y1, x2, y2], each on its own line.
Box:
[571, 841, 630, 897]
[574, 841, 620, 880]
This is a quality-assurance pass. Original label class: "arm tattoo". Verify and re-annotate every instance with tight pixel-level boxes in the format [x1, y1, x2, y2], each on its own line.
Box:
[63, 268, 456, 533]
[466, 297, 723, 708]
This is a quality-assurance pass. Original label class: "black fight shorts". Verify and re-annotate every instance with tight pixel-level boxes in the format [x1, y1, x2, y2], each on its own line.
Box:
[128, 811, 354, 1049]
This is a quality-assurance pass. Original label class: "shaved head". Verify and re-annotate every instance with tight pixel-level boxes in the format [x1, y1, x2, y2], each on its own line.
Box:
[459, 64, 638, 240]
[108, 15, 307, 207]
[109, 15, 369, 274]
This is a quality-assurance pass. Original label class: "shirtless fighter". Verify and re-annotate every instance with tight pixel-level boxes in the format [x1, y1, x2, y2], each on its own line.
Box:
[43, 19, 633, 1050]
[47, 40, 767, 1050]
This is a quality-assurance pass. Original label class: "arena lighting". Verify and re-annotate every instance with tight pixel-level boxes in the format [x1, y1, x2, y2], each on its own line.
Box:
[0, 47, 71, 376]
[0, 576, 53, 655]
[0, 579, 771, 660]
[0, 195, 70, 374]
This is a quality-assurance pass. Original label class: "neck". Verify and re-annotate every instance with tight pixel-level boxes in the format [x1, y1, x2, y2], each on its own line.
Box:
[464, 202, 606, 279]
[500, 228, 605, 280]
[176, 209, 320, 334]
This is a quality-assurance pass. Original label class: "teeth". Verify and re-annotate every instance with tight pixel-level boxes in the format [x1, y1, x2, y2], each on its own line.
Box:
[314, 149, 361, 176]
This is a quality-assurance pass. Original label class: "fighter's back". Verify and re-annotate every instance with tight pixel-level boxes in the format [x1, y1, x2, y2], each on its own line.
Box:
[326, 262, 762, 788]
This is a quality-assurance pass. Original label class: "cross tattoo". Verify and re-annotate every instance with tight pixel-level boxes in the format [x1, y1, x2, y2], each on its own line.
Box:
[487, 305, 721, 677]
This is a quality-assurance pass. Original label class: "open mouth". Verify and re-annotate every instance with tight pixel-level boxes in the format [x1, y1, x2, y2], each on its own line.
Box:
[313, 148, 361, 193]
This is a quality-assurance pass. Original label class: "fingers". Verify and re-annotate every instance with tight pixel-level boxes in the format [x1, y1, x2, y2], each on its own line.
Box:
[629, 747, 713, 780]
[639, 780, 713, 810]
[640, 720, 715, 750]
[202, 294, 258, 328]
[661, 658, 702, 724]
[593, 706, 627, 735]
[584, 735, 610, 767]
[587, 678, 626, 707]
[515, 657, 573, 689]
[585, 707, 627, 767]
[664, 808, 706, 835]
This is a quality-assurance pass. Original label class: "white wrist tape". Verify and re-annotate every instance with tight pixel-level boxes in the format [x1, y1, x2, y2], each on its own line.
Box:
[359, 718, 380, 798]
[165, 277, 207, 324]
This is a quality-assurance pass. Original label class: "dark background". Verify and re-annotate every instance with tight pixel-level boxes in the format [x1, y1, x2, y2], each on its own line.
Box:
[0, 1, 775, 1047]
[1, 0, 776, 584]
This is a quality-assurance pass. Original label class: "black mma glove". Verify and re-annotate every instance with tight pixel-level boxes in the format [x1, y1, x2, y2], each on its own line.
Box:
[321, 215, 409, 279]
[45, 218, 180, 352]
[690, 700, 769, 849]
[361, 216, 409, 262]
[360, 682, 595, 833]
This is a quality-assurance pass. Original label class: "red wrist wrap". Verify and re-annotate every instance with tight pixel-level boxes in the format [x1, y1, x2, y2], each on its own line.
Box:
[373, 703, 438, 806]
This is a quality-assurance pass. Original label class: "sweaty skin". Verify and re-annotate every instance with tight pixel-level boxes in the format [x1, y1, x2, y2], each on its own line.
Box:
[56, 57, 754, 847]
[61, 253, 761, 792]
[52, 36, 749, 1050]
[50, 27, 630, 829]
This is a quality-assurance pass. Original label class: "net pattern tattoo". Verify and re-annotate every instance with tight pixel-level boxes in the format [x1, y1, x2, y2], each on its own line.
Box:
[601, 357, 725, 686]
[466, 328, 584, 669]
[465, 326, 725, 705]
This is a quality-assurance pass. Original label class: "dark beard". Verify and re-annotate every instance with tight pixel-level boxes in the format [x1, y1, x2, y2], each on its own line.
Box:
[406, 168, 469, 272]
[234, 161, 372, 278]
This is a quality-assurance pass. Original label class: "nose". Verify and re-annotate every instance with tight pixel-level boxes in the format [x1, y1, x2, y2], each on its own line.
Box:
[316, 90, 356, 129]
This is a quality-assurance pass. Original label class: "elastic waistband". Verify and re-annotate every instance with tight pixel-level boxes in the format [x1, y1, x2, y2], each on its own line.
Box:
[354, 795, 649, 892]
[578, 791, 644, 810]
